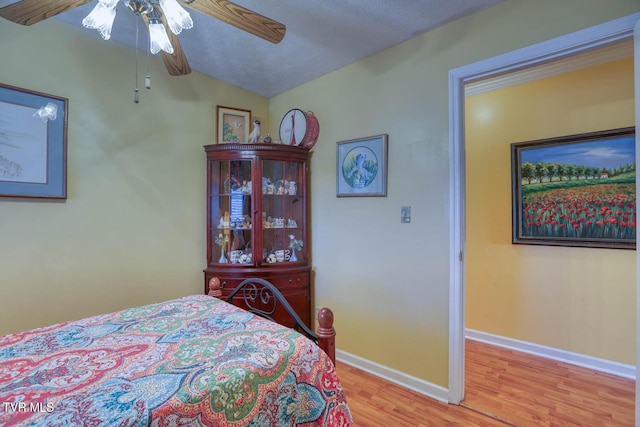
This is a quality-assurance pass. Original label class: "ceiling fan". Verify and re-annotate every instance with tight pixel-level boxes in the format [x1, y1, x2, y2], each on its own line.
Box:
[0, 0, 286, 77]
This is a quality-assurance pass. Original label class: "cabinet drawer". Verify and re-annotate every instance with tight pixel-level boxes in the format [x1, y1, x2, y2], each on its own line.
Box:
[256, 277, 309, 328]
[204, 275, 243, 296]
[205, 276, 248, 306]
[273, 291, 310, 329]
[269, 273, 308, 291]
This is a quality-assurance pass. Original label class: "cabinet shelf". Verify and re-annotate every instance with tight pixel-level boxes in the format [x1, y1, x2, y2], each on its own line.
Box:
[263, 227, 299, 230]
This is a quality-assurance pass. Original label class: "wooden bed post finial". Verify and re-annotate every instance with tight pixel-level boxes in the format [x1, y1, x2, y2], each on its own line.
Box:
[208, 277, 222, 298]
[316, 307, 336, 365]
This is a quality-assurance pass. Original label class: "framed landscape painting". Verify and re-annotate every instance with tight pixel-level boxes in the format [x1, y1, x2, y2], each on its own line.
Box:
[511, 127, 636, 249]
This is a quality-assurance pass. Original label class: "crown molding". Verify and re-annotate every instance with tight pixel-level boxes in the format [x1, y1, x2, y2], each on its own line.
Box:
[465, 39, 633, 96]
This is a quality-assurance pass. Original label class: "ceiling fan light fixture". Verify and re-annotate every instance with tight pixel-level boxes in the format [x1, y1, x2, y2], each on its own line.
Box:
[124, 0, 152, 15]
[158, 0, 193, 35]
[148, 18, 174, 54]
[82, 1, 118, 40]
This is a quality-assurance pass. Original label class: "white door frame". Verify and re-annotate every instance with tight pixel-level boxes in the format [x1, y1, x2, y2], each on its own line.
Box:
[633, 16, 639, 425]
[448, 12, 640, 405]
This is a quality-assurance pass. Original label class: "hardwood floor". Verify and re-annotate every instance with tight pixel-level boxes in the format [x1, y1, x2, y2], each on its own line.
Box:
[462, 339, 635, 427]
[338, 362, 508, 426]
[337, 340, 635, 426]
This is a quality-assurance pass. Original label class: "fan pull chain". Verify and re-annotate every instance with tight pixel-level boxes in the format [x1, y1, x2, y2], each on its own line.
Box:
[133, 16, 140, 103]
[145, 23, 151, 90]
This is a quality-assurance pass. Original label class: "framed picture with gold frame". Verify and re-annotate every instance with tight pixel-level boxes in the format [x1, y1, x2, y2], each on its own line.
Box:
[216, 105, 251, 143]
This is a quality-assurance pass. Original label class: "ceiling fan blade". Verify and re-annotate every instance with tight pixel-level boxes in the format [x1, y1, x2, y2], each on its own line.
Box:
[183, 0, 285, 44]
[0, 0, 93, 26]
[141, 7, 192, 76]
[159, 32, 192, 76]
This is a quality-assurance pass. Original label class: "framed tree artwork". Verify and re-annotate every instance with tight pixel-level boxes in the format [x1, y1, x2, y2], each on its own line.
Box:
[216, 106, 251, 143]
[511, 127, 635, 249]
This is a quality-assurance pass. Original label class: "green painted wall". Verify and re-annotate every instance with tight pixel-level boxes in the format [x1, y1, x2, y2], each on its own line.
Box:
[0, 18, 269, 334]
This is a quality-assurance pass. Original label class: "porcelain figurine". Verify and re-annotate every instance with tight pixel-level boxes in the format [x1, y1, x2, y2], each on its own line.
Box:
[248, 119, 261, 143]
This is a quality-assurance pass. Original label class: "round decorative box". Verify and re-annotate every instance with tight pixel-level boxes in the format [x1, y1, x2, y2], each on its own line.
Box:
[279, 109, 320, 149]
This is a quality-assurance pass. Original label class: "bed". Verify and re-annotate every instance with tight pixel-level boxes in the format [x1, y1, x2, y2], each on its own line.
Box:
[0, 278, 352, 426]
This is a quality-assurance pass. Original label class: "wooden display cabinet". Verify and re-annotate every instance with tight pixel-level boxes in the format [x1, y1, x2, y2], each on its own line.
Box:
[203, 143, 311, 328]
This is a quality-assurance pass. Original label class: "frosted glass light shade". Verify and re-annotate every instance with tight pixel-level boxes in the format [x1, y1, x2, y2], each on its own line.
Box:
[159, 0, 193, 35]
[99, 0, 119, 7]
[82, 1, 118, 40]
[149, 21, 174, 54]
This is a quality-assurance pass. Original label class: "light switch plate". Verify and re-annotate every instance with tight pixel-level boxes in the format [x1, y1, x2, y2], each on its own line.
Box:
[401, 206, 411, 223]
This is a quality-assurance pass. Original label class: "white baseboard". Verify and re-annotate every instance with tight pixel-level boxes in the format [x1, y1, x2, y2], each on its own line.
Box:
[336, 349, 449, 403]
[465, 329, 636, 380]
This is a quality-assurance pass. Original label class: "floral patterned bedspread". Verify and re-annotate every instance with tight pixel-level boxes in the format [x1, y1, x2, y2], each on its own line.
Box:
[0, 295, 352, 426]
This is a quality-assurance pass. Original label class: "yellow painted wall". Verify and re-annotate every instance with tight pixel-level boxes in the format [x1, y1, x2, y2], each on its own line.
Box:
[465, 59, 636, 364]
[0, 19, 269, 335]
[0, 0, 638, 391]
[270, 0, 639, 387]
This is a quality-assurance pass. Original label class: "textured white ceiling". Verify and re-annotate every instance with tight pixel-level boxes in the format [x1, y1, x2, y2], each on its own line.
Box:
[2, 0, 505, 97]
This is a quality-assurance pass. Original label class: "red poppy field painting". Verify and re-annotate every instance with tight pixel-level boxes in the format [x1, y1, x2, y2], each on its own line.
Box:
[511, 127, 636, 249]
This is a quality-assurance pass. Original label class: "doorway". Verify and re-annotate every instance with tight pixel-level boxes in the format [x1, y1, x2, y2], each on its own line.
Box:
[447, 12, 640, 410]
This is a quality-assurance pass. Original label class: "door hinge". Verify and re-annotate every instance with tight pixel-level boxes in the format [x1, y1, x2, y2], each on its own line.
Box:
[459, 251, 463, 261]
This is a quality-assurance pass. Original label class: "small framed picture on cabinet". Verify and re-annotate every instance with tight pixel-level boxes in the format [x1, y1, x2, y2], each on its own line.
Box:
[216, 105, 251, 143]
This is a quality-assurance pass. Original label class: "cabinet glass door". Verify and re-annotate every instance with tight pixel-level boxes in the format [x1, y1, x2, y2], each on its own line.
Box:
[261, 159, 304, 265]
[210, 159, 253, 265]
